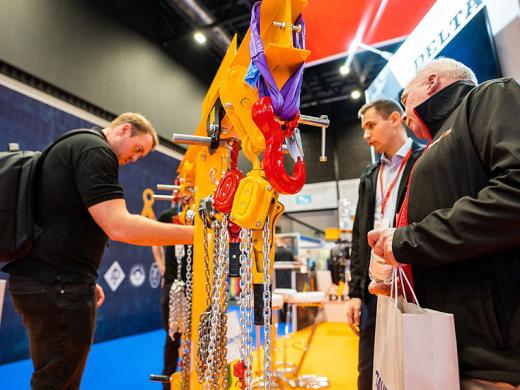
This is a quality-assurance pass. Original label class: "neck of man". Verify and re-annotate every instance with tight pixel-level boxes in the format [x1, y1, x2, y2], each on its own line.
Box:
[382, 131, 408, 160]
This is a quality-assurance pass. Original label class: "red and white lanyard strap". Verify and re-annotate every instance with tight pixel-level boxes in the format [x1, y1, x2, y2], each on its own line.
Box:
[379, 149, 412, 215]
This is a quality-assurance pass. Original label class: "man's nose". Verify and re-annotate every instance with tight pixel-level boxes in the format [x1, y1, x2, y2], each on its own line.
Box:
[401, 113, 408, 126]
[363, 131, 370, 141]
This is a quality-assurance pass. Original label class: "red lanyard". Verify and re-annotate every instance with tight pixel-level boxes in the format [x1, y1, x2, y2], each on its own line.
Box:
[379, 148, 413, 215]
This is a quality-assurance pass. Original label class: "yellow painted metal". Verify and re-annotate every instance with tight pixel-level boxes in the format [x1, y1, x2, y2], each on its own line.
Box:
[230, 170, 274, 230]
[176, 0, 311, 388]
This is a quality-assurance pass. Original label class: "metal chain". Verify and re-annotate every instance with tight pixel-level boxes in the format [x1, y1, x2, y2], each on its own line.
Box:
[169, 246, 186, 338]
[197, 221, 213, 382]
[239, 228, 254, 390]
[203, 222, 211, 307]
[219, 218, 230, 389]
[262, 216, 272, 389]
[205, 222, 221, 385]
[181, 245, 193, 390]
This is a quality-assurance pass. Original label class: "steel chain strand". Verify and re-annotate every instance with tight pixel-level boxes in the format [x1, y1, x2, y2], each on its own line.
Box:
[244, 229, 254, 390]
[181, 245, 193, 390]
[238, 227, 249, 380]
[204, 224, 219, 385]
[218, 217, 230, 389]
[197, 221, 212, 382]
[215, 219, 229, 390]
[262, 216, 272, 389]
[169, 247, 186, 337]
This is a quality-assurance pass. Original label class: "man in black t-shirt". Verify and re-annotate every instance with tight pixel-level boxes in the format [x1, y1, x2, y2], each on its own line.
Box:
[2, 113, 194, 390]
[152, 207, 188, 385]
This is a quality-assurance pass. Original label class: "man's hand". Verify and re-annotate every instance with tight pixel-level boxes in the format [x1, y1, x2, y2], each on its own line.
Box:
[367, 228, 399, 266]
[95, 284, 105, 308]
[368, 280, 392, 296]
[346, 297, 362, 335]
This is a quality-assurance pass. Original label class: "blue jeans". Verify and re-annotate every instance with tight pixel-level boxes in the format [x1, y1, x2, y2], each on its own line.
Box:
[8, 275, 96, 390]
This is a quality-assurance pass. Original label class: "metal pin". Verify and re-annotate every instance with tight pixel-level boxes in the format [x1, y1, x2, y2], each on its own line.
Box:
[272, 21, 286, 29]
[172, 134, 212, 146]
[156, 184, 180, 191]
[320, 115, 328, 163]
[272, 21, 301, 32]
[153, 194, 175, 201]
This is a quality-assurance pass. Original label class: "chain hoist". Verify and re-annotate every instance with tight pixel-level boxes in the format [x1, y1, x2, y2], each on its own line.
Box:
[181, 245, 193, 390]
[169, 245, 186, 338]
[262, 215, 273, 389]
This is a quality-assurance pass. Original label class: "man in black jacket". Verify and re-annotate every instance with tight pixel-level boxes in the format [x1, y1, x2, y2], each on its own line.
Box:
[346, 99, 423, 390]
[369, 58, 520, 388]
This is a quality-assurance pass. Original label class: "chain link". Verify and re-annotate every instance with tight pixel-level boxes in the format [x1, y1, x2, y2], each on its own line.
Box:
[262, 216, 272, 389]
[197, 220, 213, 382]
[181, 245, 193, 390]
[239, 228, 254, 390]
[169, 246, 186, 338]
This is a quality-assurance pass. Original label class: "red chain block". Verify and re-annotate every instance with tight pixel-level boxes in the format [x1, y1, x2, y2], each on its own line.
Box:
[214, 140, 244, 214]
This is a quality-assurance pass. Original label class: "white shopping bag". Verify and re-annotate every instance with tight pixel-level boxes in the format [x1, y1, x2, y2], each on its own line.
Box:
[373, 269, 460, 390]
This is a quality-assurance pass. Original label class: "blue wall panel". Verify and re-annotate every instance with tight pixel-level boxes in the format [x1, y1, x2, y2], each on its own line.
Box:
[0, 83, 180, 363]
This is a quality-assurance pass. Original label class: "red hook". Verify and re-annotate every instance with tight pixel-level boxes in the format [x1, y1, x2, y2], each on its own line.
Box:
[252, 96, 306, 195]
[214, 140, 244, 214]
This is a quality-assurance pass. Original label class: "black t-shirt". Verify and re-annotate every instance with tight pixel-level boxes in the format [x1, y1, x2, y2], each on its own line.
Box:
[4, 129, 124, 282]
[158, 208, 187, 285]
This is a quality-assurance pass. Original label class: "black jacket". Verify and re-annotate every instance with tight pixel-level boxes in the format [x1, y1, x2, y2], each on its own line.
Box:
[393, 79, 520, 384]
[349, 140, 423, 301]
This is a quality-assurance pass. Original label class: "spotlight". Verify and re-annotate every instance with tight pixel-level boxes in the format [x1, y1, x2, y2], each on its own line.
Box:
[339, 64, 350, 76]
[351, 90, 362, 100]
[193, 32, 207, 45]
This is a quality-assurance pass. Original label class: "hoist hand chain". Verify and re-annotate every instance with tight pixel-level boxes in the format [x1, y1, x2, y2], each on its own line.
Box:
[238, 228, 254, 390]
[181, 244, 193, 390]
[262, 215, 273, 389]
[204, 217, 229, 386]
[169, 246, 187, 338]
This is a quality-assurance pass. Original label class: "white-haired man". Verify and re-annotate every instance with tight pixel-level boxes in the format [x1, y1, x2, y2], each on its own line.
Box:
[368, 58, 520, 388]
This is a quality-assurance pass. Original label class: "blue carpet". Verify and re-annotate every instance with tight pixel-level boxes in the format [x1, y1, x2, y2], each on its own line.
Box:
[0, 308, 290, 389]
[0, 329, 166, 390]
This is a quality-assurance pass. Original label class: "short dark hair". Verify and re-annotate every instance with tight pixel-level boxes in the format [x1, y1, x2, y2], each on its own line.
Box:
[358, 99, 403, 119]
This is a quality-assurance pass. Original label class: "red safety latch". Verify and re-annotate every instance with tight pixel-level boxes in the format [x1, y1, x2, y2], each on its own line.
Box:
[252, 96, 305, 195]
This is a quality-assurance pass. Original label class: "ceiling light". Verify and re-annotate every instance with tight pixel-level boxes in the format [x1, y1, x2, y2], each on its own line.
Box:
[339, 64, 350, 76]
[193, 32, 207, 45]
[351, 90, 362, 100]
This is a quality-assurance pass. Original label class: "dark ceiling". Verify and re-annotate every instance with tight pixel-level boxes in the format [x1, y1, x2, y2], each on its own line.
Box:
[92, 0, 402, 120]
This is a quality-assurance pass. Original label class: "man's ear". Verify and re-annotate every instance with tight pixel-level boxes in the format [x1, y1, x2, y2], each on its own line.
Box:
[119, 123, 133, 137]
[426, 73, 440, 95]
[389, 111, 402, 127]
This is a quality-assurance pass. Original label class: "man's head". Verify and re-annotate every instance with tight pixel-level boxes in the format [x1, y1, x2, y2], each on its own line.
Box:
[104, 113, 159, 165]
[401, 58, 477, 138]
[358, 99, 407, 157]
